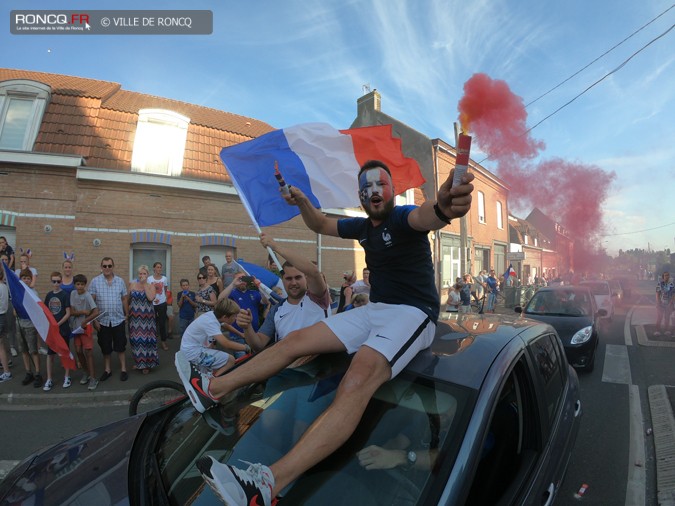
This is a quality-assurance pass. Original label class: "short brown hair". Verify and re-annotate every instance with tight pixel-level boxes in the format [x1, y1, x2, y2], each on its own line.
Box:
[214, 298, 240, 319]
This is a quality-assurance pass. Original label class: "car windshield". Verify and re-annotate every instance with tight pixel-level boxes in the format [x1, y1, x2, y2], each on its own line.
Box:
[149, 353, 474, 505]
[582, 282, 610, 296]
[525, 290, 592, 316]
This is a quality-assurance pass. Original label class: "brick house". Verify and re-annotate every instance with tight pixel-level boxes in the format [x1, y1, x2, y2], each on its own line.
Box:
[0, 68, 365, 299]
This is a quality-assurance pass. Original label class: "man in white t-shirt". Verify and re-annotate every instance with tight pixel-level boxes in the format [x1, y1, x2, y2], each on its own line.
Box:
[180, 298, 251, 376]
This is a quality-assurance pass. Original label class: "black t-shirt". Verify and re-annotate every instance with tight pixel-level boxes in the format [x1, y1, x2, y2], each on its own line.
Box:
[337, 205, 439, 322]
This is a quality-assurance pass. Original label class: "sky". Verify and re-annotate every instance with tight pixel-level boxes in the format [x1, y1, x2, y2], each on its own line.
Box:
[2, 0, 674, 256]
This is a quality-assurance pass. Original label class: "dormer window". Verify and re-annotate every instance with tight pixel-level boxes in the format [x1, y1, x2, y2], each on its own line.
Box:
[131, 109, 189, 176]
[0, 80, 51, 151]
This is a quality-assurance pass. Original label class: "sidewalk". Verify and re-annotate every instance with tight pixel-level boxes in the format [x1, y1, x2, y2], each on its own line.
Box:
[0, 335, 182, 408]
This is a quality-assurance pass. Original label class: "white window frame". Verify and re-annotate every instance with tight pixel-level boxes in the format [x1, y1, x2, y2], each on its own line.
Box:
[477, 191, 486, 224]
[395, 188, 415, 206]
[0, 80, 51, 151]
[131, 109, 190, 177]
[496, 201, 503, 229]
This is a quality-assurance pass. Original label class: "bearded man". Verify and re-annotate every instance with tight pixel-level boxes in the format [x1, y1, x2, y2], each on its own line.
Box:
[177, 159, 475, 506]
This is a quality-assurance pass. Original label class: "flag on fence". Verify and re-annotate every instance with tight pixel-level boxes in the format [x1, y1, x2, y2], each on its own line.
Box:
[220, 123, 425, 227]
[503, 264, 516, 284]
[3, 262, 76, 369]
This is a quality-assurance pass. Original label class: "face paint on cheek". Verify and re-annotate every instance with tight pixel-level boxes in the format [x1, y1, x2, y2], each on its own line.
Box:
[359, 168, 393, 203]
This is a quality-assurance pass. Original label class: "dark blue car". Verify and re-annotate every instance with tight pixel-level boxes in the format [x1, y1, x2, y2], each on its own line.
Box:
[0, 314, 580, 505]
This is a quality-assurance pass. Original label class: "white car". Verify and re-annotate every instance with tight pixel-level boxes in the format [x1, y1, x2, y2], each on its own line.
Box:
[581, 280, 614, 320]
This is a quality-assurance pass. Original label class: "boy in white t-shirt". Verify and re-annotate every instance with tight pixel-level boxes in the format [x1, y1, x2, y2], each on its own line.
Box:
[180, 298, 250, 376]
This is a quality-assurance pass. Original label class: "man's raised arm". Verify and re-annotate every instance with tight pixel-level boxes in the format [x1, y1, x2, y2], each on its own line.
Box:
[283, 186, 340, 237]
[260, 233, 326, 296]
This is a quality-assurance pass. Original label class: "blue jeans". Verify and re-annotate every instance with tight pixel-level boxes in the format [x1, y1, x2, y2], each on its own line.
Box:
[229, 333, 247, 359]
[487, 291, 497, 311]
[179, 317, 193, 337]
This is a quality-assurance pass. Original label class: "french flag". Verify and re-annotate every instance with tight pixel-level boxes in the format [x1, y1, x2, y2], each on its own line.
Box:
[237, 260, 286, 303]
[3, 263, 76, 369]
[503, 264, 516, 282]
[220, 123, 425, 227]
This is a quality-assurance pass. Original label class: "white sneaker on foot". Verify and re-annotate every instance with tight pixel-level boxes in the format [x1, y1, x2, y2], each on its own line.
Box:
[196, 456, 275, 506]
[88, 378, 99, 390]
[63, 377, 72, 388]
[43, 379, 54, 391]
[0, 372, 12, 382]
[175, 351, 218, 413]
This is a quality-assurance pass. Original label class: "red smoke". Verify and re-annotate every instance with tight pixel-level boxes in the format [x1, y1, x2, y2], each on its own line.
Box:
[458, 73, 616, 271]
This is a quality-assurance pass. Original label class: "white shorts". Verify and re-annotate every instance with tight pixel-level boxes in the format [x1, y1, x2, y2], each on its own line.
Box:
[324, 302, 435, 378]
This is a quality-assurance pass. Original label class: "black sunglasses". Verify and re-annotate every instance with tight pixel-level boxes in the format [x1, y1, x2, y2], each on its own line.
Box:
[51, 279, 62, 284]
[101, 264, 113, 268]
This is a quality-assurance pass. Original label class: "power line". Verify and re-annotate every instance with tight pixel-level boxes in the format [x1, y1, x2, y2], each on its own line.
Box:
[525, 22, 675, 135]
[525, 4, 675, 108]
[601, 221, 675, 237]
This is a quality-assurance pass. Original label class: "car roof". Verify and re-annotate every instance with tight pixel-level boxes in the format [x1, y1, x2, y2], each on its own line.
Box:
[405, 315, 553, 391]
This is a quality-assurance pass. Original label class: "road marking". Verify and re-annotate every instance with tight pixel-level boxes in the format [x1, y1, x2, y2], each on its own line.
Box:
[602, 344, 632, 385]
[625, 385, 646, 506]
[647, 385, 675, 505]
[624, 307, 635, 346]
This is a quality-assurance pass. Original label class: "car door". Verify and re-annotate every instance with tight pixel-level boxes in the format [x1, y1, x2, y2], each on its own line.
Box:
[518, 333, 581, 505]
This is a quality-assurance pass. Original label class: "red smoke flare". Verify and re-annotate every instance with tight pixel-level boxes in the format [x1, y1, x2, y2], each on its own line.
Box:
[458, 73, 616, 271]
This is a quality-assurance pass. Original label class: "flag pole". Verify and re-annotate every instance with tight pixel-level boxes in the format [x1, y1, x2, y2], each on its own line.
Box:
[223, 161, 285, 272]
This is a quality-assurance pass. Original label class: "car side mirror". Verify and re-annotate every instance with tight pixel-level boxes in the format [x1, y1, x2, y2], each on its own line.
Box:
[514, 307, 523, 314]
[597, 309, 608, 317]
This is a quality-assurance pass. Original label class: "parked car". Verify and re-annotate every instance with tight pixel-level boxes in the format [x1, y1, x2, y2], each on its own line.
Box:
[580, 280, 615, 320]
[515, 285, 606, 371]
[0, 315, 581, 506]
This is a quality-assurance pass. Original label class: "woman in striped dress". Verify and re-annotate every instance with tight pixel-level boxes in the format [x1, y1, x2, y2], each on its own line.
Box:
[128, 265, 158, 374]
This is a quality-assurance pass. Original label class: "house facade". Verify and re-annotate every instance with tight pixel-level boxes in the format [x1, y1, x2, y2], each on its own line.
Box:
[0, 68, 364, 298]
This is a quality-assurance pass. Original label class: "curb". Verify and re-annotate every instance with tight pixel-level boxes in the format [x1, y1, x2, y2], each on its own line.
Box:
[648, 385, 675, 506]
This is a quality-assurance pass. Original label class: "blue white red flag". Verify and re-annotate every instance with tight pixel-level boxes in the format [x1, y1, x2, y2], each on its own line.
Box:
[3, 262, 76, 369]
[503, 264, 516, 282]
[237, 260, 286, 302]
[220, 123, 425, 227]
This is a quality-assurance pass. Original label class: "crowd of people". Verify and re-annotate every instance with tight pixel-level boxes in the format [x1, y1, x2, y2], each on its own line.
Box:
[0, 237, 287, 390]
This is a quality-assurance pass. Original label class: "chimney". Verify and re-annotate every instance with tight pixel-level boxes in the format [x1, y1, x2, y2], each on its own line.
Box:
[357, 89, 381, 115]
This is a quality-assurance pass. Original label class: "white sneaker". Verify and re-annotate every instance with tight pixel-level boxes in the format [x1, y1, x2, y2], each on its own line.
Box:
[175, 351, 219, 413]
[0, 372, 12, 382]
[79, 375, 89, 385]
[63, 377, 72, 388]
[43, 379, 54, 391]
[10, 347, 18, 357]
[196, 457, 275, 506]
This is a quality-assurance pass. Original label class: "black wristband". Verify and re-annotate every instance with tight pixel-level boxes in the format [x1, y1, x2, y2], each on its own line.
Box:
[433, 202, 452, 224]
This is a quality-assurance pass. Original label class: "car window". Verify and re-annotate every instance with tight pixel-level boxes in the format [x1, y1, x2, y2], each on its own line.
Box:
[466, 358, 541, 505]
[582, 282, 610, 295]
[530, 334, 564, 425]
[525, 290, 590, 316]
[151, 355, 475, 506]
